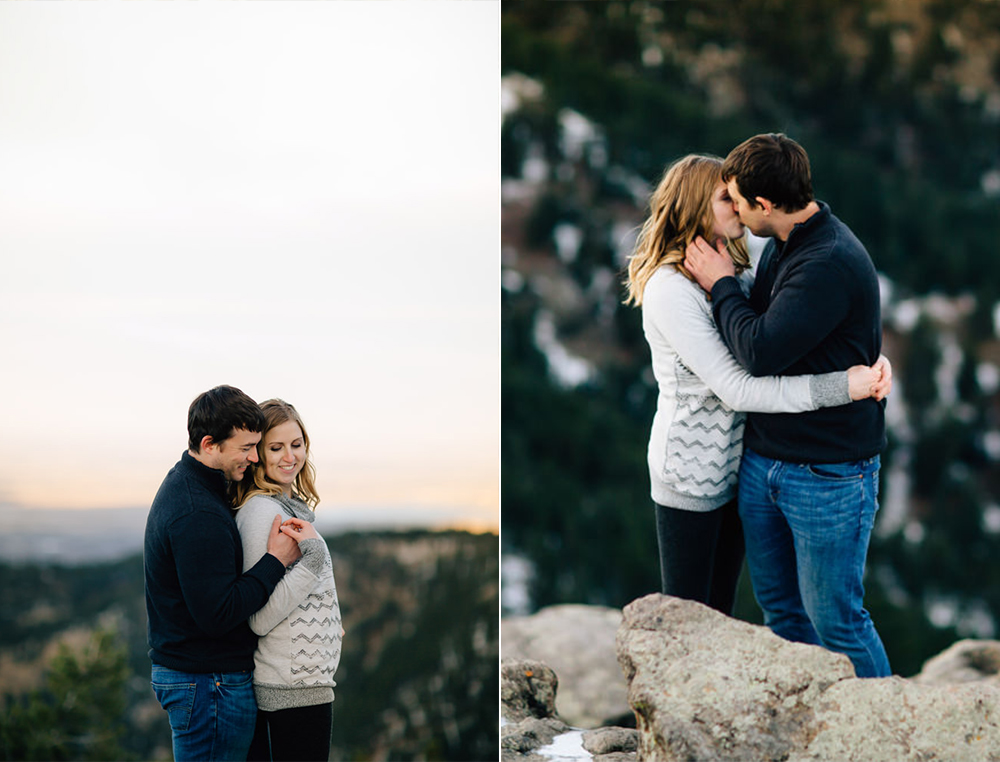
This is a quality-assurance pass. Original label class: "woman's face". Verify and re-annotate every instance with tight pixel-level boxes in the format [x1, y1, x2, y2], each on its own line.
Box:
[711, 181, 745, 241]
[261, 419, 306, 495]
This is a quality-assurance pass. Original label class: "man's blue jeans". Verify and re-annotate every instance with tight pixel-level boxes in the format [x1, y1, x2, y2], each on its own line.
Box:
[737, 448, 891, 678]
[151, 664, 257, 761]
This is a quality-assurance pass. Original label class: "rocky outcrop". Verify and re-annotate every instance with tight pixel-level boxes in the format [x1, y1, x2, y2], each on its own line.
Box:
[502, 658, 638, 762]
[912, 638, 1000, 685]
[502, 604, 630, 728]
[617, 594, 1000, 762]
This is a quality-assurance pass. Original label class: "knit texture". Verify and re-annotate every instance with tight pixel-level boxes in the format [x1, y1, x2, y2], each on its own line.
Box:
[235, 493, 342, 711]
[144, 452, 286, 672]
[710, 202, 886, 463]
[642, 265, 850, 511]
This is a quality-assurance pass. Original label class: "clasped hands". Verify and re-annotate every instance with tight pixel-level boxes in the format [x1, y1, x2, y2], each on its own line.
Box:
[266, 514, 319, 566]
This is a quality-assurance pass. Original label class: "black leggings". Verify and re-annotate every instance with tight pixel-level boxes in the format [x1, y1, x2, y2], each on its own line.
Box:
[654, 498, 745, 615]
[247, 702, 333, 762]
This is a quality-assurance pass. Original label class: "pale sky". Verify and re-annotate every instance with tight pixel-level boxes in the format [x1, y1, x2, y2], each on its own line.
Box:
[0, 2, 499, 532]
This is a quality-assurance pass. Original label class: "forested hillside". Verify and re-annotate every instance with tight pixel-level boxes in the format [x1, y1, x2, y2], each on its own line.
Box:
[502, 0, 1000, 677]
[0, 530, 498, 762]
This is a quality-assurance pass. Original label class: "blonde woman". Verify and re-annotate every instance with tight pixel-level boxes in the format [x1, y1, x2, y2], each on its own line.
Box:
[624, 154, 889, 615]
[233, 399, 342, 762]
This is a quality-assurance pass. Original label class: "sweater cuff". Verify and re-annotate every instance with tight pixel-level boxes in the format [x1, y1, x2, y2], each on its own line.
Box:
[248, 552, 287, 590]
[297, 538, 326, 576]
[810, 372, 851, 408]
[710, 275, 743, 304]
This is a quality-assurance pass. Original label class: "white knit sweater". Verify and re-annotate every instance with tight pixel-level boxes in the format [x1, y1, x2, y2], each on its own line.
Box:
[235, 494, 342, 711]
[642, 264, 850, 511]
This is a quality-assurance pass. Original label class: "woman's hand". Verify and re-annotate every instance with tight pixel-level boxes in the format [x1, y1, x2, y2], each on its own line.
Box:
[847, 364, 881, 401]
[872, 354, 893, 401]
[279, 517, 320, 542]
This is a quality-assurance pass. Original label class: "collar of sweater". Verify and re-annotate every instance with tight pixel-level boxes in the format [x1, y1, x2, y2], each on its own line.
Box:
[179, 450, 229, 500]
[272, 492, 316, 522]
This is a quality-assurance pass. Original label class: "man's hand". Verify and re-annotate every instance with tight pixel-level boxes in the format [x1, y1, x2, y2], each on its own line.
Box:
[684, 236, 736, 293]
[266, 514, 302, 567]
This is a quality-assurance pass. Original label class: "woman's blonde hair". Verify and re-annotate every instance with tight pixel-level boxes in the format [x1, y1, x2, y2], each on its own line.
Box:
[624, 154, 749, 306]
[232, 399, 321, 509]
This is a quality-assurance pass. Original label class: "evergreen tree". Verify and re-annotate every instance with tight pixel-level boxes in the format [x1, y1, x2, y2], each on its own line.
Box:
[0, 628, 131, 762]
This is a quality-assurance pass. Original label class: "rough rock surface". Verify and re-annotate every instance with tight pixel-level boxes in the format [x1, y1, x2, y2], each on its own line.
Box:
[912, 638, 1000, 685]
[502, 657, 638, 762]
[501, 659, 560, 723]
[502, 604, 630, 728]
[617, 594, 1000, 762]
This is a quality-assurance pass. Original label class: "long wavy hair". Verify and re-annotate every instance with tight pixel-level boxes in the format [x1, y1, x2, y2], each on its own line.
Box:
[232, 399, 321, 509]
[624, 154, 749, 306]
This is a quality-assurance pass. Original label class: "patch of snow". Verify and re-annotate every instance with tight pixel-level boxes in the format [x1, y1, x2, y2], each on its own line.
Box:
[559, 109, 602, 163]
[977, 362, 1000, 394]
[533, 311, 593, 388]
[612, 221, 639, 268]
[903, 520, 925, 545]
[927, 597, 958, 628]
[958, 602, 996, 639]
[891, 299, 921, 332]
[982, 169, 1000, 197]
[554, 224, 583, 264]
[538, 730, 592, 762]
[502, 73, 544, 118]
[983, 431, 1000, 461]
[502, 270, 525, 294]
[501, 553, 535, 616]
[876, 455, 911, 537]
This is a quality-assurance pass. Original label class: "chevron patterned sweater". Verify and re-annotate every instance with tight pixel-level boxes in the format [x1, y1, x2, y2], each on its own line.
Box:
[642, 264, 851, 511]
[236, 494, 342, 711]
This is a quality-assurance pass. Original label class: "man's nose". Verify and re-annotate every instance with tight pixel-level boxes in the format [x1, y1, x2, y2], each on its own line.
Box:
[247, 449, 259, 463]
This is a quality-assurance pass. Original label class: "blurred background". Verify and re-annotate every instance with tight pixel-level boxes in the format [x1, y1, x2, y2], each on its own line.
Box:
[0, 3, 498, 761]
[502, 0, 1000, 679]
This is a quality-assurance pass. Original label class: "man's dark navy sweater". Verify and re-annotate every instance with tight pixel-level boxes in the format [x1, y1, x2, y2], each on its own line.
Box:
[144, 452, 286, 672]
[710, 201, 886, 464]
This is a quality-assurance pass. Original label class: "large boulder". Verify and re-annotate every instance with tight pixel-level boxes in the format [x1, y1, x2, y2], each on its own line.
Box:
[617, 594, 1000, 762]
[502, 604, 630, 728]
[913, 639, 1000, 686]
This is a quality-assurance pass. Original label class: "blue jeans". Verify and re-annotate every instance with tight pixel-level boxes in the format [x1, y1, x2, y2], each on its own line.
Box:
[737, 448, 891, 678]
[151, 664, 257, 761]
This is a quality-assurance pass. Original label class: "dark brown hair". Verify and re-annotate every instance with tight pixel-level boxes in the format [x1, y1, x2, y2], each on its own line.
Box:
[721, 133, 813, 212]
[187, 385, 264, 452]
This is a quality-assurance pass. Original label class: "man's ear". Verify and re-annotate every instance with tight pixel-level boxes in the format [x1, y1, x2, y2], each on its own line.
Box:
[199, 435, 217, 454]
[756, 197, 774, 216]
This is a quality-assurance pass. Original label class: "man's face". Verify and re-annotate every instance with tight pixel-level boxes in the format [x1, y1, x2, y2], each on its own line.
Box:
[726, 178, 773, 238]
[213, 428, 261, 482]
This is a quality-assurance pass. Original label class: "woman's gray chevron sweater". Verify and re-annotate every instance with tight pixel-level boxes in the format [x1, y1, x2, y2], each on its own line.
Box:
[642, 264, 851, 511]
[236, 493, 342, 711]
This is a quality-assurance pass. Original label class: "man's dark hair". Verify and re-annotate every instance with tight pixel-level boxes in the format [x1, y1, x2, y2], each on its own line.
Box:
[187, 385, 264, 452]
[721, 133, 814, 212]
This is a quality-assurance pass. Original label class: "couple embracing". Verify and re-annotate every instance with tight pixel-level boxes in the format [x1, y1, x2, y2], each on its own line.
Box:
[144, 386, 342, 761]
[626, 133, 892, 679]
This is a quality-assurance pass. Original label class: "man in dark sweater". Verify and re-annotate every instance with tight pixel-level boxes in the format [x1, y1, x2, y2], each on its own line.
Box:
[145, 385, 305, 760]
[684, 133, 891, 678]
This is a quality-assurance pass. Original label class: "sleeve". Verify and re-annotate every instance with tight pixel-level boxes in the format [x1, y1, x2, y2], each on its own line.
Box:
[649, 276, 850, 412]
[171, 509, 286, 637]
[710, 255, 850, 376]
[236, 498, 322, 637]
